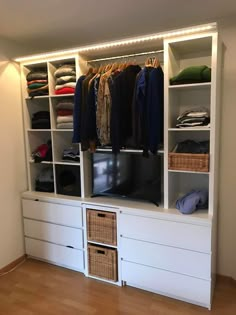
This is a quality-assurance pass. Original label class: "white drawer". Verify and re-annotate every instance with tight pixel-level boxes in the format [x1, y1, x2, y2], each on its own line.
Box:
[121, 261, 211, 308]
[120, 237, 210, 279]
[22, 199, 82, 228]
[120, 213, 211, 253]
[25, 237, 84, 271]
[24, 219, 83, 249]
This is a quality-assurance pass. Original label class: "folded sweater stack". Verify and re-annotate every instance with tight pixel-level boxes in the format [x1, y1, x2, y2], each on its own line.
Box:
[62, 146, 80, 162]
[54, 65, 76, 95]
[173, 139, 209, 154]
[32, 140, 52, 163]
[170, 65, 211, 85]
[26, 70, 48, 97]
[176, 108, 210, 128]
[35, 167, 54, 192]
[56, 99, 74, 129]
[32, 111, 50, 129]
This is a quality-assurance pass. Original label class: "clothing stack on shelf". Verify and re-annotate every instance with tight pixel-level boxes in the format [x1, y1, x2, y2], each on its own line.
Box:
[170, 65, 211, 85]
[172, 139, 209, 154]
[32, 140, 52, 163]
[31, 111, 50, 129]
[35, 167, 54, 192]
[176, 189, 208, 214]
[62, 146, 80, 162]
[55, 99, 74, 129]
[26, 70, 48, 97]
[54, 64, 76, 95]
[73, 57, 164, 156]
[176, 108, 210, 128]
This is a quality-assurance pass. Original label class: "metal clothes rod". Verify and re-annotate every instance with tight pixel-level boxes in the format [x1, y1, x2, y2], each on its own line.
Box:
[87, 49, 164, 63]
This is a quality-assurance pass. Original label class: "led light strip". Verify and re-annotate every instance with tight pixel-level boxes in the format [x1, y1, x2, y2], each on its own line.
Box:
[14, 23, 216, 63]
[87, 49, 164, 63]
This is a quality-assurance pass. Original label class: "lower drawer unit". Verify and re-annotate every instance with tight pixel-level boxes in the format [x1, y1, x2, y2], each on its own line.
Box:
[25, 237, 84, 271]
[120, 212, 211, 253]
[24, 219, 83, 249]
[121, 261, 211, 308]
[120, 237, 211, 279]
[88, 244, 118, 282]
[22, 199, 82, 228]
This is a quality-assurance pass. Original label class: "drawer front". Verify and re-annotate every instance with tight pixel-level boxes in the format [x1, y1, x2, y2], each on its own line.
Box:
[120, 213, 211, 253]
[121, 261, 211, 307]
[120, 237, 210, 279]
[24, 219, 83, 249]
[22, 199, 82, 228]
[25, 237, 84, 271]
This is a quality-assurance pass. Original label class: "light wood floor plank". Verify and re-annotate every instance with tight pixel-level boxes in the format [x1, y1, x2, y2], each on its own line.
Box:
[0, 259, 235, 315]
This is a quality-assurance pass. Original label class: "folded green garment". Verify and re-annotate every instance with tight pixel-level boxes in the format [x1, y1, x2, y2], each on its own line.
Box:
[28, 82, 48, 90]
[170, 65, 211, 85]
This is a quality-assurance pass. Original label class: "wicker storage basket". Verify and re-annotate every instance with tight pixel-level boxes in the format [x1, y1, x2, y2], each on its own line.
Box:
[87, 209, 117, 245]
[168, 153, 209, 172]
[88, 244, 118, 281]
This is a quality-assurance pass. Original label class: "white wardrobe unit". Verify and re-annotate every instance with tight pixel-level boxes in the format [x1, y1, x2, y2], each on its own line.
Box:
[19, 23, 221, 309]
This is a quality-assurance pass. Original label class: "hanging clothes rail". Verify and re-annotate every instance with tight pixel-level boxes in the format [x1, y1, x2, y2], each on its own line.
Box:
[87, 49, 164, 63]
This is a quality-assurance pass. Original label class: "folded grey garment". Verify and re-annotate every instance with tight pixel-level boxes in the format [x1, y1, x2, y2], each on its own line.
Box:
[54, 65, 76, 78]
[36, 167, 54, 183]
[176, 122, 205, 127]
[56, 102, 74, 110]
[177, 107, 209, 120]
[56, 75, 76, 85]
[27, 71, 48, 81]
[57, 122, 73, 129]
[55, 82, 76, 90]
[57, 115, 73, 123]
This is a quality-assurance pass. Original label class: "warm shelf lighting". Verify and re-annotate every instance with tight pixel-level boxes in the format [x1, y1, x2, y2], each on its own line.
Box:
[14, 23, 216, 63]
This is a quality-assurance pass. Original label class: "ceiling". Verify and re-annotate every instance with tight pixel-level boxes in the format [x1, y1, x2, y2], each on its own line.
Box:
[1, 0, 236, 57]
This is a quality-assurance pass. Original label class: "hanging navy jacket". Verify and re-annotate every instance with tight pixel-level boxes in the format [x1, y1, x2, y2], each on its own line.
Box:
[111, 65, 141, 154]
[147, 66, 164, 154]
[72, 75, 86, 143]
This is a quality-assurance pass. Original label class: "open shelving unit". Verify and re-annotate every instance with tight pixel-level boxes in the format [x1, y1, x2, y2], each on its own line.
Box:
[19, 23, 221, 309]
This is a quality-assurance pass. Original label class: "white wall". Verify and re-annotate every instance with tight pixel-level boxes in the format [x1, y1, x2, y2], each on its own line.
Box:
[217, 18, 236, 279]
[0, 40, 27, 269]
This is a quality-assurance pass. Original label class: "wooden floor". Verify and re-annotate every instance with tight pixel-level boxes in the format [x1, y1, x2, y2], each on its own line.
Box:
[0, 259, 236, 315]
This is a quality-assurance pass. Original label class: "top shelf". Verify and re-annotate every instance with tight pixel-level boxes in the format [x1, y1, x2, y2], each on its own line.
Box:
[168, 82, 211, 90]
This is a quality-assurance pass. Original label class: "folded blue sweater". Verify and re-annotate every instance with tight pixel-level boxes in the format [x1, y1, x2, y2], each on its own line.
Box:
[176, 189, 208, 214]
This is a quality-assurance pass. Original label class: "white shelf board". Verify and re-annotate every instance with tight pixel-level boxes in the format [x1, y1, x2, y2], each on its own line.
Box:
[29, 159, 53, 164]
[168, 82, 211, 90]
[27, 129, 51, 132]
[87, 240, 117, 249]
[54, 161, 80, 166]
[52, 129, 73, 132]
[168, 128, 210, 132]
[96, 148, 164, 154]
[168, 169, 210, 175]
[25, 95, 49, 100]
[50, 94, 74, 98]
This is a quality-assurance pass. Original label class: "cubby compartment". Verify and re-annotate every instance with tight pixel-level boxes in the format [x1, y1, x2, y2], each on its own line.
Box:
[23, 62, 49, 98]
[27, 130, 52, 162]
[48, 58, 76, 96]
[29, 163, 54, 193]
[50, 96, 74, 130]
[55, 164, 81, 197]
[25, 98, 50, 130]
[167, 36, 212, 85]
[168, 130, 210, 152]
[168, 86, 211, 129]
[168, 172, 209, 211]
[52, 131, 79, 164]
